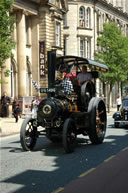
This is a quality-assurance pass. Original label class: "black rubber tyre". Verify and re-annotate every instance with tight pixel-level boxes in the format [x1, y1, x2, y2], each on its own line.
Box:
[88, 97, 107, 144]
[81, 81, 95, 110]
[20, 117, 38, 151]
[63, 118, 77, 153]
[114, 122, 119, 128]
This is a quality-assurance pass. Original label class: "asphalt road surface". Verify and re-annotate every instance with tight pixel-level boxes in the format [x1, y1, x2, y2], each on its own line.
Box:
[0, 116, 128, 193]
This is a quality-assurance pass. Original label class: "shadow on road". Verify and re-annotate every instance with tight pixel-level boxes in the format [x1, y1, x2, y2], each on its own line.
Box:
[1, 124, 128, 193]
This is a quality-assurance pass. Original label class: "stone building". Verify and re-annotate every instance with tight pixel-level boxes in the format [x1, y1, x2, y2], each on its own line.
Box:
[0, 0, 68, 100]
[0, 0, 68, 116]
[0, 0, 128, 116]
[63, 0, 128, 105]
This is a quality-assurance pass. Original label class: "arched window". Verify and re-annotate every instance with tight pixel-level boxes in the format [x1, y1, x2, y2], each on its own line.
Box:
[11, 65, 15, 98]
[79, 6, 85, 27]
[86, 7, 91, 28]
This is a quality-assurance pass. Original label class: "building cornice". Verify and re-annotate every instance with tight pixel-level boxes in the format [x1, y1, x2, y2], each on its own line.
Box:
[95, 0, 128, 21]
[39, 0, 68, 13]
[68, 0, 128, 20]
[14, 0, 39, 15]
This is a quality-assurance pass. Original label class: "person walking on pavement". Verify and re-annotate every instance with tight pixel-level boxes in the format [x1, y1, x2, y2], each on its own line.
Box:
[116, 95, 121, 111]
[12, 97, 20, 122]
[1, 92, 10, 117]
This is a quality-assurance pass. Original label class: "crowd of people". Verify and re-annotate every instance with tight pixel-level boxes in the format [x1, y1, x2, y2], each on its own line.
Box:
[0, 92, 40, 123]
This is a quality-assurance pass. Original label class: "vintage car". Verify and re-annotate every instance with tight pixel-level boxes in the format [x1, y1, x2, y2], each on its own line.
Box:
[20, 51, 108, 153]
[113, 96, 128, 127]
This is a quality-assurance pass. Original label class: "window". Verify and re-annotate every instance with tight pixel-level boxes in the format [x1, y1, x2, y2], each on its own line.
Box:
[56, 22, 61, 47]
[80, 39, 85, 57]
[86, 39, 91, 58]
[63, 14, 67, 27]
[86, 8, 90, 28]
[79, 7, 85, 27]
[64, 38, 67, 56]
[97, 15, 100, 32]
[49, 0, 55, 4]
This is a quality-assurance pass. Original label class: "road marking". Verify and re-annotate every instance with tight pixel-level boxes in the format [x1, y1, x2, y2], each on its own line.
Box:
[104, 155, 115, 162]
[79, 168, 96, 178]
[52, 187, 64, 193]
[122, 147, 128, 151]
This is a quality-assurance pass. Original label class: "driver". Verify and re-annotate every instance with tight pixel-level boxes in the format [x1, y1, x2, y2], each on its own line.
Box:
[77, 66, 92, 85]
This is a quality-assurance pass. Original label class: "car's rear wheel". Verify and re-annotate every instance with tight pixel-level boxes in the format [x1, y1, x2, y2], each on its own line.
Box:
[88, 97, 107, 144]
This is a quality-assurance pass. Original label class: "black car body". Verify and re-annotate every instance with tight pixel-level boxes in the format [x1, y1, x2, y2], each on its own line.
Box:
[113, 96, 128, 127]
[20, 51, 108, 153]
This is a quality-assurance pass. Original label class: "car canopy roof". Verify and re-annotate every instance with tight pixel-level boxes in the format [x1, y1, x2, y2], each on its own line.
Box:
[56, 55, 108, 72]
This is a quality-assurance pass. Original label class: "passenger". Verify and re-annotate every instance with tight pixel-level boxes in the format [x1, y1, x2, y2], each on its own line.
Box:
[77, 66, 92, 85]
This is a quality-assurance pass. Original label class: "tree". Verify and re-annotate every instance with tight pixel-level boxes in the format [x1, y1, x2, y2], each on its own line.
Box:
[95, 22, 128, 112]
[0, 0, 15, 82]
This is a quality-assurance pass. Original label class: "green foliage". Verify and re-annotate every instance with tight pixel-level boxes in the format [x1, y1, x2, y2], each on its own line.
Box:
[0, 0, 15, 69]
[95, 22, 128, 85]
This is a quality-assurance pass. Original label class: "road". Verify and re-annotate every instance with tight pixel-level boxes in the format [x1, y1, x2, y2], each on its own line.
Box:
[0, 116, 128, 193]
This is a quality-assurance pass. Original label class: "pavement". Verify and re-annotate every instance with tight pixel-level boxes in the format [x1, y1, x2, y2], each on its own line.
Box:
[0, 117, 24, 138]
[0, 107, 117, 138]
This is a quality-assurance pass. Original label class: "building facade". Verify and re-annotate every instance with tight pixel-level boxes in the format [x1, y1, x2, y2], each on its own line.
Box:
[0, 0, 68, 101]
[63, 0, 128, 104]
[0, 0, 128, 115]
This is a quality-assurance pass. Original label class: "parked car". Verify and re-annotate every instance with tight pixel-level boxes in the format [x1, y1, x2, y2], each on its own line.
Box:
[113, 96, 128, 127]
[20, 51, 108, 153]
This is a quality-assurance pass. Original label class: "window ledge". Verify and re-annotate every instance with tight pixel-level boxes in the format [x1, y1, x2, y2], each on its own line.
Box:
[64, 26, 69, 29]
[26, 44, 32, 48]
[52, 46, 63, 50]
[77, 27, 92, 31]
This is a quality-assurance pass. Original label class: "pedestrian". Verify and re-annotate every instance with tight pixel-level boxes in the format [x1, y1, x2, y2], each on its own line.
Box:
[1, 92, 10, 117]
[116, 96, 121, 111]
[12, 97, 21, 122]
[31, 96, 39, 118]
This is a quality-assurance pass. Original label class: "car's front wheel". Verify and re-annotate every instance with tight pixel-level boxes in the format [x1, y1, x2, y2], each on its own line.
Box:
[63, 118, 77, 153]
[20, 117, 38, 151]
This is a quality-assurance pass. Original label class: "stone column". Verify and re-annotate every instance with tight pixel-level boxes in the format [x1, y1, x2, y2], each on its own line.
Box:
[17, 10, 26, 97]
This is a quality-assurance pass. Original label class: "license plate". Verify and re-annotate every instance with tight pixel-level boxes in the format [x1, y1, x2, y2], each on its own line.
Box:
[40, 88, 56, 93]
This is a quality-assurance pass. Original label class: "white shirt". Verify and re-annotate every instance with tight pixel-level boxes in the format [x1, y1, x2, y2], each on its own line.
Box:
[116, 98, 121, 105]
[77, 72, 92, 83]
